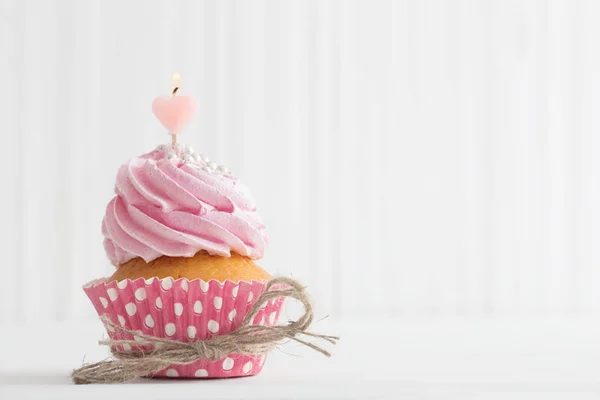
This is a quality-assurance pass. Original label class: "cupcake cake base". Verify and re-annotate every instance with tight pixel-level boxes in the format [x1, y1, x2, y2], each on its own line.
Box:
[84, 277, 284, 378]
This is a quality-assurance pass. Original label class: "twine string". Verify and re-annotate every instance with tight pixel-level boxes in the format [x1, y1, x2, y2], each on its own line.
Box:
[72, 277, 339, 384]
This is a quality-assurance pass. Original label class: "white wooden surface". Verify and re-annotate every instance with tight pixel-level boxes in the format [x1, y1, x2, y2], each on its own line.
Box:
[2, 0, 600, 325]
[1, 317, 600, 399]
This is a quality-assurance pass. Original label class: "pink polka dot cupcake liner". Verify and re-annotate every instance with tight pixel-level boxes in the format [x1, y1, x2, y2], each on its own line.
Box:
[83, 277, 285, 378]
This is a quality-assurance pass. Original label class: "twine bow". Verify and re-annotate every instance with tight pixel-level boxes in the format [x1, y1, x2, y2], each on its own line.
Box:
[72, 277, 339, 384]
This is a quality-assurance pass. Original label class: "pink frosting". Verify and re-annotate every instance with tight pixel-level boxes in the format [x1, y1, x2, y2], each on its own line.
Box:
[102, 145, 268, 266]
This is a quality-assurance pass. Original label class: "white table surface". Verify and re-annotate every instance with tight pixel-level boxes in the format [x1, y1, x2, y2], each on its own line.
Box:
[1, 316, 599, 400]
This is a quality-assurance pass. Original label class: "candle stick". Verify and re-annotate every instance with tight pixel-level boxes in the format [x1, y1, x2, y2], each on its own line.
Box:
[152, 73, 198, 149]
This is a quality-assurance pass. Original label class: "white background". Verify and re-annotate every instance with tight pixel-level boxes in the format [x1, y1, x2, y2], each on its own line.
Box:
[3, 1, 600, 398]
[1, 0, 600, 326]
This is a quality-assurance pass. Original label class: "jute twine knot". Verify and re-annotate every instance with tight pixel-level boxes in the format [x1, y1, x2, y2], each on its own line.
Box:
[72, 277, 339, 384]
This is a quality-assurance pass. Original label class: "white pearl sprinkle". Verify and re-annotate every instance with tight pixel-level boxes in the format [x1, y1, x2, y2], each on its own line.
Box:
[156, 146, 234, 177]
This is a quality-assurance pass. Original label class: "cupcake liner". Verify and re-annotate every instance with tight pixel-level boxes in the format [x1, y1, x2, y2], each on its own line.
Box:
[83, 277, 285, 378]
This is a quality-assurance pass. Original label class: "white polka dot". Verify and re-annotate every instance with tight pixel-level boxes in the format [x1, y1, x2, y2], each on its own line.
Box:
[269, 311, 277, 325]
[125, 302, 137, 316]
[135, 288, 147, 301]
[118, 315, 126, 326]
[193, 300, 203, 314]
[200, 280, 209, 292]
[134, 331, 144, 342]
[243, 361, 253, 374]
[208, 320, 219, 333]
[228, 309, 236, 322]
[194, 369, 208, 377]
[165, 323, 176, 336]
[161, 278, 173, 290]
[174, 303, 184, 316]
[248, 292, 254, 302]
[187, 326, 197, 339]
[165, 369, 178, 377]
[117, 280, 128, 289]
[213, 297, 222, 310]
[222, 357, 234, 371]
[107, 288, 118, 301]
[104, 322, 115, 332]
[99, 297, 108, 308]
[145, 278, 155, 285]
[231, 286, 239, 298]
[122, 343, 132, 352]
[181, 280, 188, 292]
[155, 297, 163, 309]
[145, 315, 154, 328]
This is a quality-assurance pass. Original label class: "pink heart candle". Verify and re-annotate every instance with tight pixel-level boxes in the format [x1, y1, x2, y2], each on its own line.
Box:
[152, 95, 198, 134]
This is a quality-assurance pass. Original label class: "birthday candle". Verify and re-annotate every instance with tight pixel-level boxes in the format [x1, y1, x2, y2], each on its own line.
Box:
[152, 73, 198, 147]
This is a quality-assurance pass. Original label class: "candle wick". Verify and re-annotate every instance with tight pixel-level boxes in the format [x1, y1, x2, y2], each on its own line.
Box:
[172, 87, 179, 95]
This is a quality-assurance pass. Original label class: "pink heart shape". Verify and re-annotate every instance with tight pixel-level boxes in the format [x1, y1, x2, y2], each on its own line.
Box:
[152, 96, 198, 134]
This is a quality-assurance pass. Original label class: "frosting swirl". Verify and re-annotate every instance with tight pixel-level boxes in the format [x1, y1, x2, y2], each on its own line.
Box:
[102, 145, 267, 266]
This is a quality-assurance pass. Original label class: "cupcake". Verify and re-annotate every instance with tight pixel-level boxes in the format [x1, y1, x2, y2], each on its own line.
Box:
[83, 81, 284, 379]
